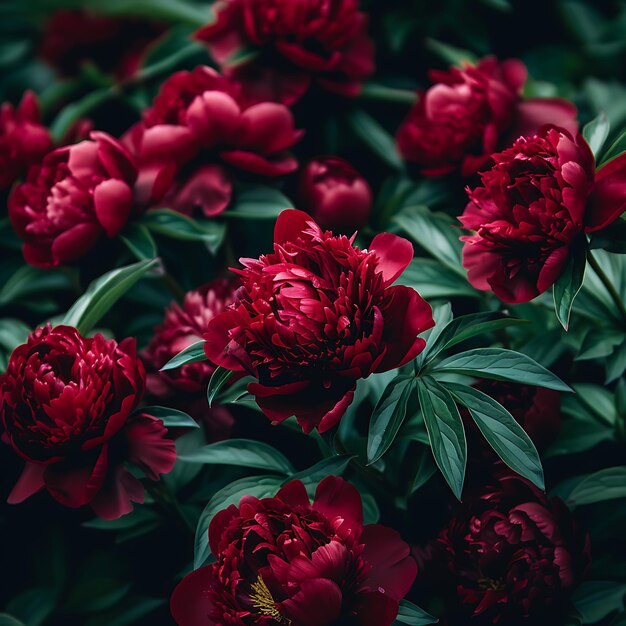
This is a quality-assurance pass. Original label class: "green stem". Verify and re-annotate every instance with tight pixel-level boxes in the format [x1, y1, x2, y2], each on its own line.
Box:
[146, 482, 194, 535]
[359, 83, 418, 105]
[587, 251, 626, 325]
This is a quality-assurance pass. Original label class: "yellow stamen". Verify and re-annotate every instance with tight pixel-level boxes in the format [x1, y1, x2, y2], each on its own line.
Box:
[250, 575, 290, 623]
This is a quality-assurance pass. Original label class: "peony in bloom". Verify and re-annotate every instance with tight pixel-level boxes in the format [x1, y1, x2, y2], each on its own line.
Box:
[396, 57, 578, 177]
[39, 9, 164, 80]
[0, 325, 175, 519]
[298, 156, 372, 233]
[171, 476, 417, 626]
[460, 127, 626, 303]
[0, 91, 52, 190]
[127, 66, 302, 213]
[435, 472, 590, 625]
[204, 209, 434, 433]
[194, 0, 375, 105]
[9, 131, 137, 267]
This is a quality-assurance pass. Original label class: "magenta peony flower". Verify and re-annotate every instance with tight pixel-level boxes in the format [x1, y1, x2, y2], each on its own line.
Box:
[298, 156, 372, 233]
[460, 127, 626, 303]
[171, 476, 417, 626]
[396, 57, 578, 177]
[204, 209, 434, 433]
[0, 325, 176, 519]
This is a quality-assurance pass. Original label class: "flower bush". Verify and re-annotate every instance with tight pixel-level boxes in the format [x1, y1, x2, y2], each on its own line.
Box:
[0, 2, 625, 626]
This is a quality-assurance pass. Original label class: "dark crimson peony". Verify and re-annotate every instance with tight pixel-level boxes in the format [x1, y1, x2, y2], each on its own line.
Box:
[8, 131, 137, 267]
[298, 156, 372, 233]
[460, 127, 626, 303]
[194, 0, 375, 105]
[0, 325, 175, 519]
[171, 476, 417, 625]
[39, 9, 164, 80]
[435, 472, 590, 624]
[0, 91, 52, 190]
[204, 209, 434, 433]
[396, 57, 578, 177]
[126, 66, 302, 213]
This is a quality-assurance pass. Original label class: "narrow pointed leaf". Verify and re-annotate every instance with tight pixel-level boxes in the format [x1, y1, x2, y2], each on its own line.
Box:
[207, 366, 235, 406]
[160, 340, 207, 371]
[141, 406, 199, 429]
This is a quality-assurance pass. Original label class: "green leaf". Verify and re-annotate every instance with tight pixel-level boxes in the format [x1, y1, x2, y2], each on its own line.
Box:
[65, 580, 132, 614]
[0, 265, 72, 306]
[165, 429, 206, 491]
[119, 223, 157, 260]
[98, 0, 209, 26]
[545, 418, 613, 457]
[425, 38, 477, 66]
[395, 207, 464, 275]
[568, 467, 626, 507]
[160, 340, 207, 371]
[416, 377, 467, 500]
[141, 406, 199, 428]
[178, 439, 295, 474]
[0, 318, 30, 353]
[433, 348, 572, 392]
[576, 328, 625, 361]
[553, 244, 587, 330]
[224, 46, 261, 68]
[582, 113, 611, 158]
[83, 507, 161, 531]
[50, 87, 113, 142]
[0, 616, 25, 626]
[207, 366, 235, 406]
[367, 376, 415, 464]
[408, 445, 438, 495]
[6, 587, 56, 626]
[589, 217, 626, 254]
[287, 455, 356, 486]
[140, 209, 226, 254]
[599, 129, 626, 166]
[573, 581, 626, 624]
[396, 258, 479, 300]
[194, 475, 284, 568]
[394, 599, 438, 625]
[63, 259, 158, 334]
[347, 110, 403, 170]
[445, 382, 544, 489]
[226, 185, 292, 219]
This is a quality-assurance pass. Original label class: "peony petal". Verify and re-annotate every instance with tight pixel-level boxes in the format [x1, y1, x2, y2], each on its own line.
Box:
[274, 209, 315, 245]
[313, 476, 363, 530]
[220, 149, 299, 176]
[281, 578, 343, 626]
[50, 222, 102, 265]
[512, 99, 578, 140]
[276, 479, 311, 509]
[174, 164, 233, 217]
[170, 566, 217, 626]
[586, 151, 626, 232]
[90, 465, 145, 520]
[237, 102, 300, 154]
[93, 179, 134, 237]
[186, 91, 242, 149]
[369, 233, 414, 286]
[7, 462, 46, 504]
[124, 413, 176, 480]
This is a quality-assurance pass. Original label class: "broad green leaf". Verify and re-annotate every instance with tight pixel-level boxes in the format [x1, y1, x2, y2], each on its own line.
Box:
[160, 340, 207, 371]
[50, 87, 113, 142]
[545, 419, 613, 457]
[347, 110, 403, 170]
[394, 599, 438, 625]
[287, 455, 356, 486]
[416, 377, 466, 500]
[582, 113, 610, 158]
[425, 38, 477, 65]
[0, 265, 72, 305]
[165, 429, 206, 491]
[433, 348, 572, 392]
[207, 366, 235, 406]
[606, 341, 626, 383]
[63, 259, 158, 334]
[599, 128, 626, 166]
[589, 217, 626, 254]
[178, 439, 295, 474]
[553, 245, 587, 330]
[446, 382, 544, 489]
[408, 445, 438, 495]
[576, 328, 625, 361]
[194, 475, 284, 568]
[119, 223, 157, 260]
[226, 185, 292, 219]
[98, 0, 209, 25]
[367, 375, 415, 464]
[0, 615, 25, 626]
[568, 467, 626, 507]
[141, 406, 199, 428]
[6, 587, 56, 626]
[573, 581, 626, 624]
[0, 318, 30, 353]
[396, 259, 479, 300]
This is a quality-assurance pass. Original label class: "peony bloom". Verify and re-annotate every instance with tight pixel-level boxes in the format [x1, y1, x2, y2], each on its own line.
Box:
[39, 9, 164, 80]
[171, 476, 417, 626]
[298, 156, 372, 233]
[9, 131, 137, 267]
[0, 91, 52, 190]
[194, 0, 375, 105]
[396, 57, 578, 177]
[126, 66, 302, 212]
[0, 325, 175, 519]
[460, 127, 626, 303]
[435, 472, 590, 624]
[204, 209, 434, 433]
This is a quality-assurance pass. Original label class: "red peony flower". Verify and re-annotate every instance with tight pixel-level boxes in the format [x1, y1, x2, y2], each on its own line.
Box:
[0, 325, 175, 519]
[126, 66, 302, 212]
[171, 476, 417, 626]
[0, 91, 52, 190]
[39, 9, 164, 80]
[460, 127, 626, 303]
[204, 209, 434, 433]
[396, 57, 578, 177]
[8, 131, 137, 267]
[298, 156, 372, 233]
[194, 0, 375, 105]
[436, 472, 590, 624]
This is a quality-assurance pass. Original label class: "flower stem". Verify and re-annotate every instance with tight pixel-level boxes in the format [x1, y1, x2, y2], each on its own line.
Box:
[587, 251, 626, 326]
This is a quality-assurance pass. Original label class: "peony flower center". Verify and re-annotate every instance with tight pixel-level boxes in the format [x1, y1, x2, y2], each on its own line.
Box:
[250, 575, 290, 624]
[478, 576, 505, 591]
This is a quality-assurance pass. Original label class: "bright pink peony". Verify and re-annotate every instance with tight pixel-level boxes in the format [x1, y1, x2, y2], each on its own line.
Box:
[298, 156, 372, 233]
[0, 325, 175, 519]
[194, 0, 375, 105]
[8, 131, 137, 267]
[396, 57, 578, 177]
[0, 91, 52, 190]
[460, 127, 626, 303]
[171, 476, 417, 625]
[204, 209, 434, 433]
